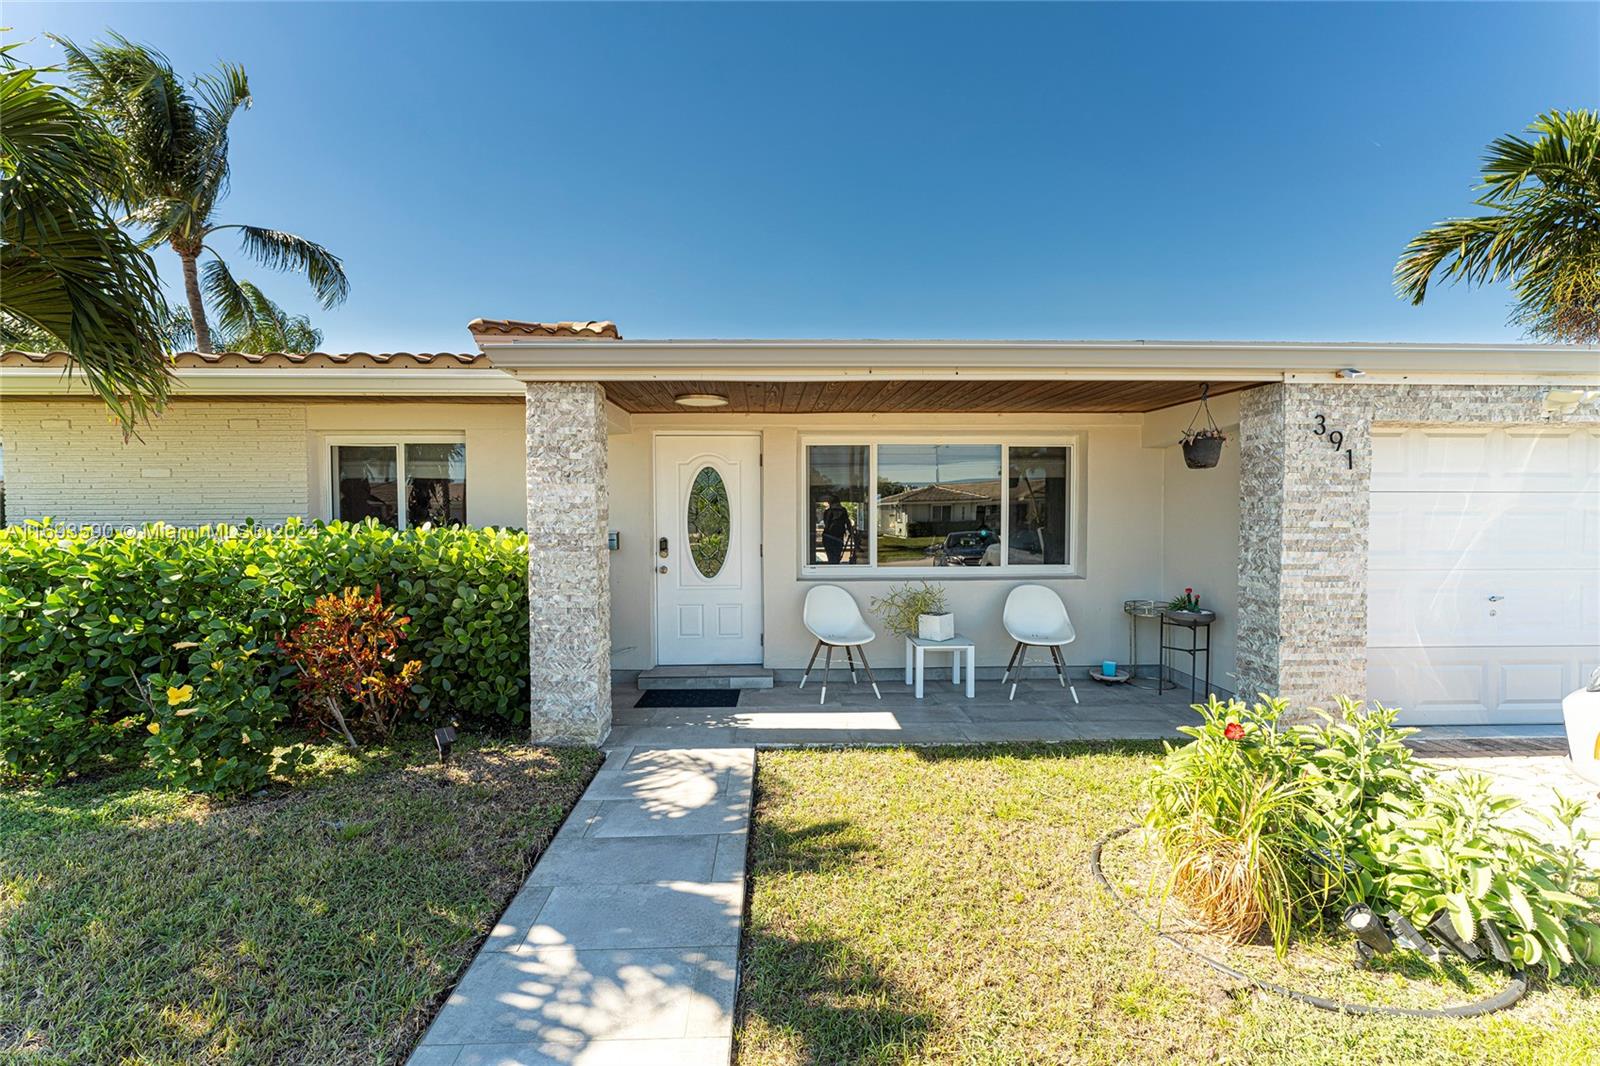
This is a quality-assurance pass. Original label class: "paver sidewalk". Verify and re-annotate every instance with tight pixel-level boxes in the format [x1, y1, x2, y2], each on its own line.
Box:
[410, 746, 754, 1066]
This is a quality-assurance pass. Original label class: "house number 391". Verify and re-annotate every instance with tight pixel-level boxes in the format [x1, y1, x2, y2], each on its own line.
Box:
[1311, 414, 1354, 469]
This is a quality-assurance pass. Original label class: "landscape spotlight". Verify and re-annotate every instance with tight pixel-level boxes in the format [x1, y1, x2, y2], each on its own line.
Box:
[434, 725, 457, 765]
[1384, 910, 1438, 959]
[1342, 904, 1394, 956]
[1480, 920, 1514, 965]
[1427, 913, 1483, 961]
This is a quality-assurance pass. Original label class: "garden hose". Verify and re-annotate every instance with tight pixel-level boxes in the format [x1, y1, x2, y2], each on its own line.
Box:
[1091, 825, 1529, 1018]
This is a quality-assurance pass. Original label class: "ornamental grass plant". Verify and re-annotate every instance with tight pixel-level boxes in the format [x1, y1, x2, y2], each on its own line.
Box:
[1143, 695, 1600, 975]
[1143, 696, 1334, 955]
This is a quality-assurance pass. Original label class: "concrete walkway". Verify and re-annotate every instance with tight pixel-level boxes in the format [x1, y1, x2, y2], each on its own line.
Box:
[409, 746, 753, 1066]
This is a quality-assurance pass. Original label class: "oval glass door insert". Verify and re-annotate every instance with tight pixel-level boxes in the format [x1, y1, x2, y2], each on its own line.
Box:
[686, 466, 731, 579]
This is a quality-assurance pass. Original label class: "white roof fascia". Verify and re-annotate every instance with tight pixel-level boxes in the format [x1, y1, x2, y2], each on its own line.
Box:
[0, 367, 523, 398]
[477, 337, 1600, 384]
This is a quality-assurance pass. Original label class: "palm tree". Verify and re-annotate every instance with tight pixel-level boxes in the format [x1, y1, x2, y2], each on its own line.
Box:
[1396, 109, 1600, 344]
[167, 280, 322, 353]
[53, 33, 348, 353]
[0, 42, 173, 426]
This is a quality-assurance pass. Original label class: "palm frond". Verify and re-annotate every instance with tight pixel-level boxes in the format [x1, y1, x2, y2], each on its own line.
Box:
[214, 224, 350, 307]
[0, 61, 172, 427]
[187, 64, 250, 221]
[195, 266, 323, 353]
[1396, 109, 1600, 343]
[51, 32, 207, 235]
[201, 254, 254, 335]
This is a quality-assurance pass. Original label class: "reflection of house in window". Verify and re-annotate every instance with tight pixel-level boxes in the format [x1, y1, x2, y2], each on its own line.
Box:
[802, 440, 1075, 572]
[877, 482, 1001, 539]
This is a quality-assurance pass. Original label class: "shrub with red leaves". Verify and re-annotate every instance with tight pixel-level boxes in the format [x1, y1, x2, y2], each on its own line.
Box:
[279, 586, 422, 748]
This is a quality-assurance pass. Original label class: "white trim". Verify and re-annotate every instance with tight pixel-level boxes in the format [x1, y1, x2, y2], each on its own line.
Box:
[322, 432, 467, 529]
[0, 367, 520, 398]
[480, 337, 1600, 384]
[797, 432, 1084, 580]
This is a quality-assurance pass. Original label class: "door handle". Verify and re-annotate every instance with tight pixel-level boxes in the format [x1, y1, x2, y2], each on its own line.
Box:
[657, 565, 668, 575]
[1487, 595, 1504, 602]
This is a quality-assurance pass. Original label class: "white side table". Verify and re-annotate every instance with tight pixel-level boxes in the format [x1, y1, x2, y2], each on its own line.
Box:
[905, 634, 976, 699]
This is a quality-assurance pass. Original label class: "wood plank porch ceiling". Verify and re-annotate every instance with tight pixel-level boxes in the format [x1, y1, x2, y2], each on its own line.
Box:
[601, 379, 1265, 414]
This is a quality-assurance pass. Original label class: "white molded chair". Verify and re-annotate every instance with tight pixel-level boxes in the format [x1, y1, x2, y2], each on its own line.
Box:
[800, 585, 882, 705]
[1000, 584, 1080, 703]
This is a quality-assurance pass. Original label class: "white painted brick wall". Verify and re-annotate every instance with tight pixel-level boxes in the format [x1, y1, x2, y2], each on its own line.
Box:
[1, 401, 309, 527]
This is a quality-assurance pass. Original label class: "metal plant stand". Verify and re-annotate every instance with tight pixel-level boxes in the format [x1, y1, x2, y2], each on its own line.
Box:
[1158, 610, 1214, 703]
[1123, 600, 1161, 680]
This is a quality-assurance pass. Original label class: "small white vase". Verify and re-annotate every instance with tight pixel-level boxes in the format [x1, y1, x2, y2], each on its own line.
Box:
[1562, 685, 1600, 785]
[917, 612, 954, 641]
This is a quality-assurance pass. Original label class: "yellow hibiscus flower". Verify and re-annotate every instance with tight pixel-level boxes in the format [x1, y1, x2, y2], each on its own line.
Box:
[166, 684, 194, 706]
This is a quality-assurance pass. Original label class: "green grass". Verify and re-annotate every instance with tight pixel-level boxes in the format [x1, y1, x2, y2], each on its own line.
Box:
[874, 536, 942, 564]
[0, 733, 601, 1065]
[736, 744, 1600, 1066]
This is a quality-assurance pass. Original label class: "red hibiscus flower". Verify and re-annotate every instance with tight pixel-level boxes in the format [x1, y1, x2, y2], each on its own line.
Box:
[1223, 722, 1244, 741]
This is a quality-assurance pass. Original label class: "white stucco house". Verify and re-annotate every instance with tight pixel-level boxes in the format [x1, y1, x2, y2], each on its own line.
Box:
[3, 321, 1597, 745]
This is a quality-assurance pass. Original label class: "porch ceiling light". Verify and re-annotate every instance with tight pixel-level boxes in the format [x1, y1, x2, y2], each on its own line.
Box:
[674, 392, 729, 408]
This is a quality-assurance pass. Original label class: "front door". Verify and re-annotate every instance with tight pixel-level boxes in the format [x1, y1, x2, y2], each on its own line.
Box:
[654, 434, 763, 664]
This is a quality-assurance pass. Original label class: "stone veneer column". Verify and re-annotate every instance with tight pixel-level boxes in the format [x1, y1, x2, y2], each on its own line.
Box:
[525, 382, 610, 745]
[1234, 384, 1289, 701]
[1236, 380, 1599, 714]
[1236, 383, 1372, 710]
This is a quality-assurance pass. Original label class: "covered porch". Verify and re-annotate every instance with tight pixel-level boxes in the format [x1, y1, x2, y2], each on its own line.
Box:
[606, 671, 1203, 748]
[473, 320, 1597, 746]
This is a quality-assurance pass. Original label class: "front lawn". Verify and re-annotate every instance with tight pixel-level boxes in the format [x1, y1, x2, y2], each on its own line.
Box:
[0, 735, 600, 1065]
[736, 745, 1600, 1066]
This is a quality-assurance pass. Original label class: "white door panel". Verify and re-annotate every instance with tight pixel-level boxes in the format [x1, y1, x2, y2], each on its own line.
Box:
[1367, 569, 1597, 648]
[1367, 646, 1596, 724]
[1370, 427, 1600, 493]
[654, 434, 763, 664]
[1367, 427, 1600, 725]
[1367, 492, 1597, 571]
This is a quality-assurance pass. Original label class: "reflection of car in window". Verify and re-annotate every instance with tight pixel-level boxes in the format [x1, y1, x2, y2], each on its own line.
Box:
[932, 530, 993, 566]
[981, 528, 1044, 566]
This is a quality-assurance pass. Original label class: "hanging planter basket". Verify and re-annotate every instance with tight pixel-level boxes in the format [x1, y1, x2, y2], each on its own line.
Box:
[1182, 435, 1225, 469]
[1180, 384, 1227, 469]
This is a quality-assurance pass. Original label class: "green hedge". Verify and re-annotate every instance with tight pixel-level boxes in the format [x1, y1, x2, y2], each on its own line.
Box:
[0, 520, 530, 732]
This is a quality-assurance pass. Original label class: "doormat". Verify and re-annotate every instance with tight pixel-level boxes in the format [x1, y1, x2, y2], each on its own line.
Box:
[635, 688, 742, 708]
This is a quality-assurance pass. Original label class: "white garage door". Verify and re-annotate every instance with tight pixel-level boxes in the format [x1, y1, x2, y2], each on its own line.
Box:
[1367, 426, 1600, 725]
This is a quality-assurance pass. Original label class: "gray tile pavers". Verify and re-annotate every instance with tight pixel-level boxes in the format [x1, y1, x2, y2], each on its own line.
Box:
[710, 833, 747, 883]
[448, 1037, 733, 1066]
[601, 679, 1201, 749]
[411, 747, 753, 1066]
[524, 882, 742, 950]
[584, 794, 748, 839]
[418, 944, 737, 1046]
[483, 886, 555, 953]
[526, 835, 720, 887]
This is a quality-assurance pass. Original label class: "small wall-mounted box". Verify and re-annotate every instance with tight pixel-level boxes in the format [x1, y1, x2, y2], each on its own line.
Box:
[607, 531, 621, 551]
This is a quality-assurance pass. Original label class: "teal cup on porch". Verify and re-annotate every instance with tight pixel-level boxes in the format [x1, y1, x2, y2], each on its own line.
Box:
[1102, 660, 1117, 677]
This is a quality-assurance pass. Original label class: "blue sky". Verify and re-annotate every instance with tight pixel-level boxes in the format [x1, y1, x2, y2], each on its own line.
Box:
[8, 2, 1596, 352]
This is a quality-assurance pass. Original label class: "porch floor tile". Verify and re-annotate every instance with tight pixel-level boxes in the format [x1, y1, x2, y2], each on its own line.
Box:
[602, 677, 1202, 748]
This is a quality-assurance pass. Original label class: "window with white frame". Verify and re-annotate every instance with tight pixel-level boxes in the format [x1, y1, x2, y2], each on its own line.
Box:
[803, 438, 1077, 573]
[330, 439, 465, 528]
